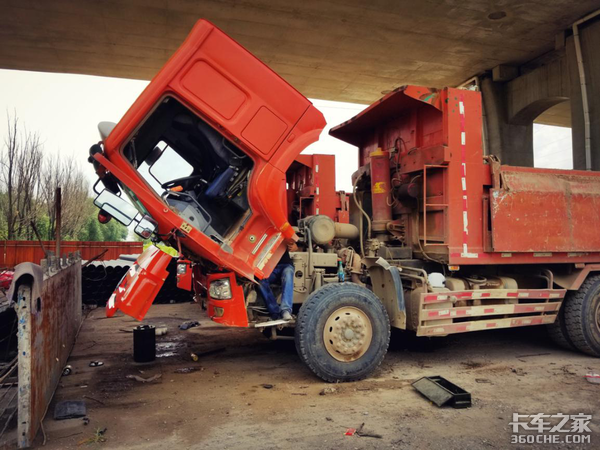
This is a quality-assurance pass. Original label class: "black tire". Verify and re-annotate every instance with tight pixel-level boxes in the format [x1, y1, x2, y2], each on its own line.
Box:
[547, 303, 576, 350]
[295, 283, 390, 382]
[564, 275, 600, 356]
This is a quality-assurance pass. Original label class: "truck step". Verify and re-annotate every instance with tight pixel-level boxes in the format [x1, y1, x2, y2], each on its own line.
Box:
[253, 318, 294, 328]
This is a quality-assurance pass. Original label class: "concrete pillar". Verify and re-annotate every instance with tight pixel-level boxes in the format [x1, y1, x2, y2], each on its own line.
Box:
[567, 18, 600, 170]
[480, 76, 534, 167]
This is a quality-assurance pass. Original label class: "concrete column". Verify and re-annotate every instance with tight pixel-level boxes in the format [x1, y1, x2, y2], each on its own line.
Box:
[480, 76, 534, 167]
[567, 18, 600, 170]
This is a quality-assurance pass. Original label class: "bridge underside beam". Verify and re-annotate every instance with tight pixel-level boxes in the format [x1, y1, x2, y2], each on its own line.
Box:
[481, 16, 600, 169]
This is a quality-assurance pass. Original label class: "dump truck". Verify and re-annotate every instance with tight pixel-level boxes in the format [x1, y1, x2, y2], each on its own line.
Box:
[89, 19, 600, 382]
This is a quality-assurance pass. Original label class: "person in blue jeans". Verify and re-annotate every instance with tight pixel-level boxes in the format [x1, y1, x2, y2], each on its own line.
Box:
[258, 242, 298, 321]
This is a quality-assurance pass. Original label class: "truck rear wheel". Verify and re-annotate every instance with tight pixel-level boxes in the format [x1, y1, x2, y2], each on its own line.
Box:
[547, 304, 575, 350]
[295, 283, 390, 382]
[564, 275, 600, 357]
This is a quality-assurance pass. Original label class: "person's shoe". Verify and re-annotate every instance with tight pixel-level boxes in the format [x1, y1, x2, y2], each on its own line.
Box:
[281, 310, 293, 321]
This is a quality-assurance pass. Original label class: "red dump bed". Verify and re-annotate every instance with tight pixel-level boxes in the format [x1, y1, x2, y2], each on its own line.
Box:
[331, 85, 600, 266]
[490, 165, 600, 253]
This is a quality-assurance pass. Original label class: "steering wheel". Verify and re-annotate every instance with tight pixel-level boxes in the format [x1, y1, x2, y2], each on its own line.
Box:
[161, 174, 207, 191]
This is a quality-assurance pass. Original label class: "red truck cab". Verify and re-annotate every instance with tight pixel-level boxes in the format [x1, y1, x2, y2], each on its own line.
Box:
[90, 20, 325, 320]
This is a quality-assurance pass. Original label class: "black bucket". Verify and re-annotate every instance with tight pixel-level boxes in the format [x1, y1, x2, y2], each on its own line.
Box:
[133, 325, 156, 363]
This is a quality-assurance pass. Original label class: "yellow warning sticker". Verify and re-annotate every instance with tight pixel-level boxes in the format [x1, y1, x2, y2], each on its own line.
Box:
[180, 222, 192, 233]
[373, 182, 387, 194]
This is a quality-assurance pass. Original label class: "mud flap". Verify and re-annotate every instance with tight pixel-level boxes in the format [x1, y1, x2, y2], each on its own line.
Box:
[106, 246, 172, 321]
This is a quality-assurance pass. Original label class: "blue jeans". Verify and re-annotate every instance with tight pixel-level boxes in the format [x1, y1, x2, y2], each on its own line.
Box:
[258, 264, 294, 319]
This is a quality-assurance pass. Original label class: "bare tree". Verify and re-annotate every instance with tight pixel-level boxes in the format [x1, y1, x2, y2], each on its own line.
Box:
[1, 112, 92, 241]
[40, 157, 92, 240]
[0, 113, 43, 240]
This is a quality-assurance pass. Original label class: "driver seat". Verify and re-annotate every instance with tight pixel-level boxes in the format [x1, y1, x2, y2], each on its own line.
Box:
[205, 166, 235, 200]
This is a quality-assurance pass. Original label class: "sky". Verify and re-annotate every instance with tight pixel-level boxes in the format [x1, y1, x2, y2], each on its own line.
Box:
[0, 68, 572, 195]
[533, 123, 573, 169]
[0, 69, 365, 193]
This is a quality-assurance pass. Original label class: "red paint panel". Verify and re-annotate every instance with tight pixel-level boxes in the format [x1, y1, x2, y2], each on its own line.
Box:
[181, 61, 246, 119]
[106, 246, 171, 321]
[206, 272, 249, 327]
[176, 260, 193, 291]
[491, 168, 600, 252]
[242, 106, 288, 155]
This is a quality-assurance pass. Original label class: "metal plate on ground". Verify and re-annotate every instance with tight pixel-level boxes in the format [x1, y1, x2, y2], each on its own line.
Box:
[412, 376, 471, 408]
[54, 401, 87, 420]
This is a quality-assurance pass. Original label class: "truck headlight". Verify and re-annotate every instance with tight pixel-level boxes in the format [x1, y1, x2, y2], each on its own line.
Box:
[209, 278, 232, 299]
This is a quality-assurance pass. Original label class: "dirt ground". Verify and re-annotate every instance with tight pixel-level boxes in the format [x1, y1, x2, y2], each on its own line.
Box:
[36, 303, 600, 449]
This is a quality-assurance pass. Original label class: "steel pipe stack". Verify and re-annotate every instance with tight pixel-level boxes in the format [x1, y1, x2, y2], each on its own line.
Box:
[82, 257, 192, 306]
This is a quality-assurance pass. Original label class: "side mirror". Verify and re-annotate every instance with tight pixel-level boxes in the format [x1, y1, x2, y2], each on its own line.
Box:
[94, 190, 138, 226]
[134, 215, 158, 239]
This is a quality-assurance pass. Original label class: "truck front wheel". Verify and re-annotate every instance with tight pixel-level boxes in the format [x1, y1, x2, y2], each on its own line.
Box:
[295, 283, 390, 382]
[564, 275, 600, 356]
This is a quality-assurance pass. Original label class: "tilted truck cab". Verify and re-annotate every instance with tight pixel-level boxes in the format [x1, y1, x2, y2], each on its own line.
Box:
[90, 19, 600, 383]
[90, 19, 325, 283]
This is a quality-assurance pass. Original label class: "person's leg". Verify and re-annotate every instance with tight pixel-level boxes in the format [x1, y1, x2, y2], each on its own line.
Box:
[279, 264, 295, 316]
[258, 266, 282, 319]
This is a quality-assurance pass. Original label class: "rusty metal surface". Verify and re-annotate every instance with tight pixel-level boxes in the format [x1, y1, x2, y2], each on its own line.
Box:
[16, 256, 82, 448]
[0, 241, 142, 267]
[0, 359, 19, 447]
[491, 167, 600, 252]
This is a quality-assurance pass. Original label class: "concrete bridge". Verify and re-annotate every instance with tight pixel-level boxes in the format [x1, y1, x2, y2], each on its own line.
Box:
[1, 0, 600, 167]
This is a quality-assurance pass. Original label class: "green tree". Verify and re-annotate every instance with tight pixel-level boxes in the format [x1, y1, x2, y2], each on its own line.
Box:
[75, 198, 129, 242]
[32, 215, 50, 240]
[80, 217, 102, 241]
[100, 219, 128, 241]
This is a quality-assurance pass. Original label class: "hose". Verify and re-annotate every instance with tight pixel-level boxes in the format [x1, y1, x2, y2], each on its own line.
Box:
[353, 173, 372, 257]
[306, 227, 313, 273]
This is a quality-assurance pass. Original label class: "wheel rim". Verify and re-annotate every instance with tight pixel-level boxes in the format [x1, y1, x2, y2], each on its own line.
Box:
[323, 306, 373, 362]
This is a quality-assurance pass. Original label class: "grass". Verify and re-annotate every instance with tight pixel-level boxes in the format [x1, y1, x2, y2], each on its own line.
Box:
[78, 427, 107, 446]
